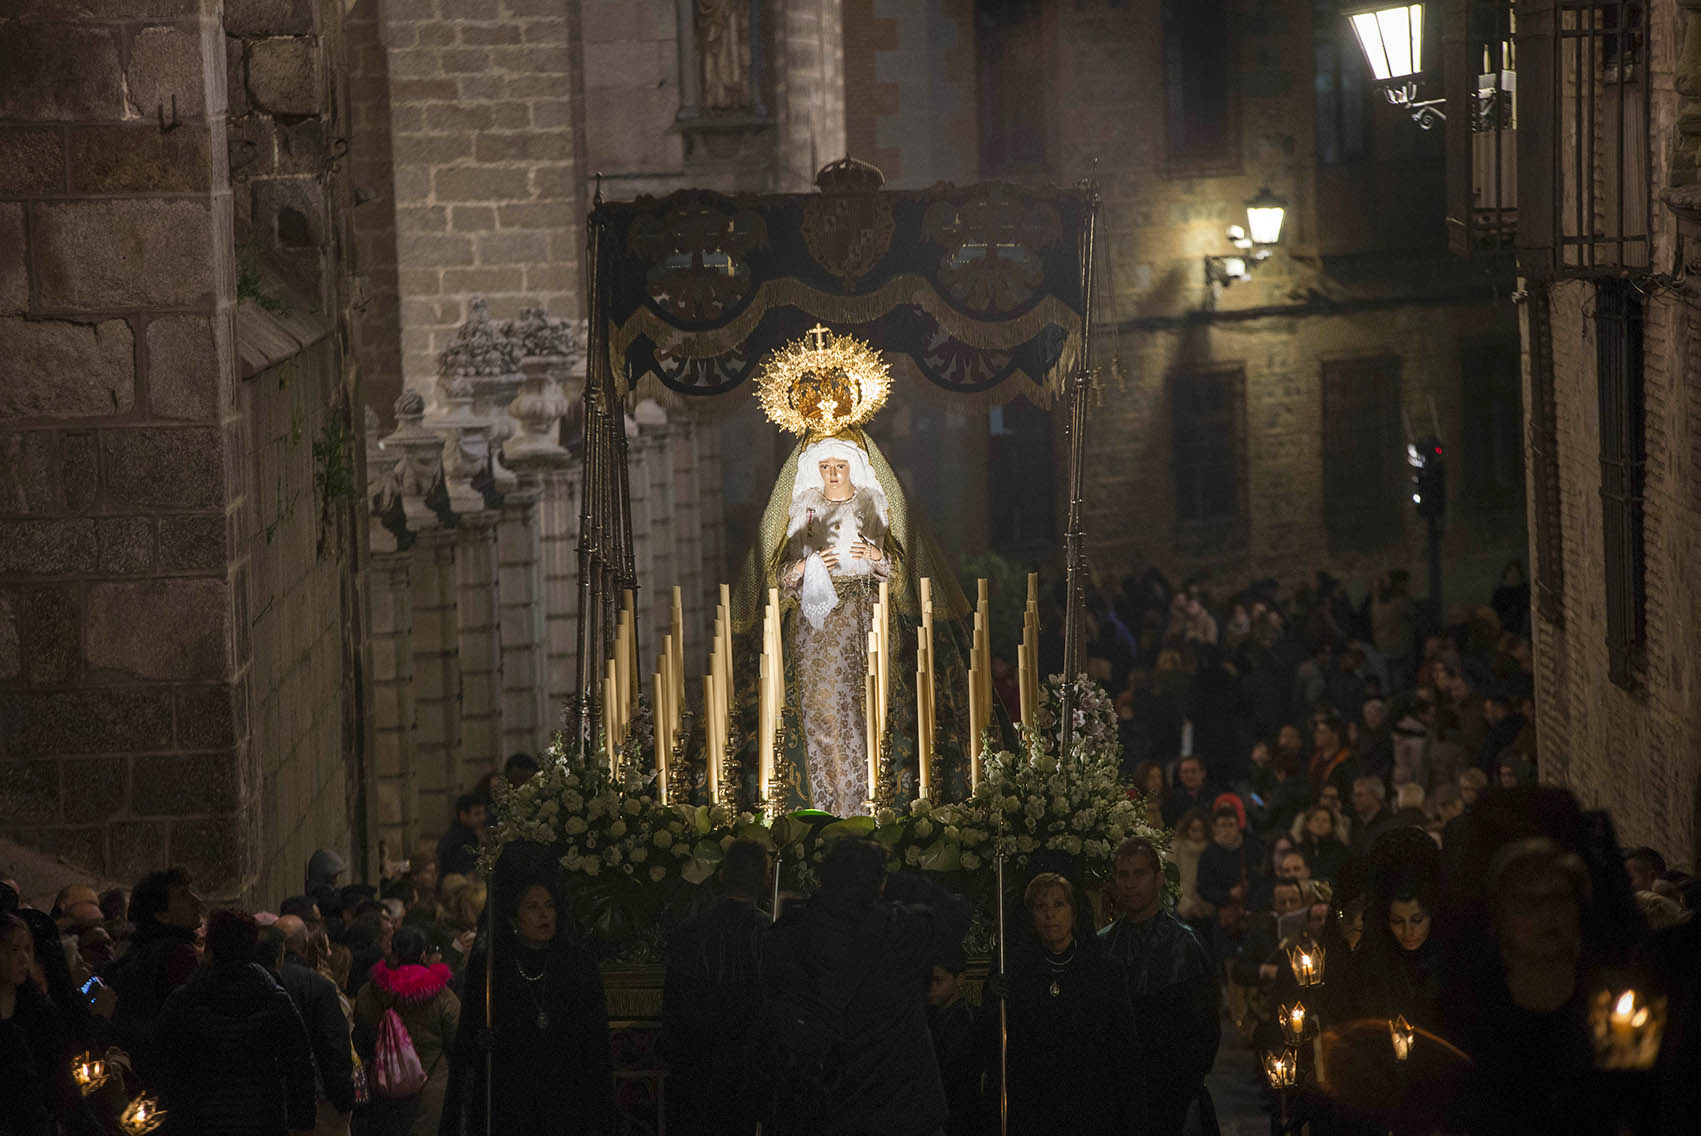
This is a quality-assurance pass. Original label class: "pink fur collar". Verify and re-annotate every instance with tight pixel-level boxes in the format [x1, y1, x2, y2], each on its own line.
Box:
[369, 960, 452, 1001]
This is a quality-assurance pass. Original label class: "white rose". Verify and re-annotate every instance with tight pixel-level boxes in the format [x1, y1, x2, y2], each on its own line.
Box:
[630, 846, 649, 863]
[583, 858, 602, 876]
[653, 829, 673, 849]
[565, 817, 588, 835]
[650, 865, 668, 883]
[912, 819, 934, 840]
[961, 852, 982, 870]
[609, 819, 628, 838]
[623, 798, 641, 816]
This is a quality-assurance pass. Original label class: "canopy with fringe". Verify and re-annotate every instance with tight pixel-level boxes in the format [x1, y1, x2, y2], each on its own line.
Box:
[593, 177, 1090, 410]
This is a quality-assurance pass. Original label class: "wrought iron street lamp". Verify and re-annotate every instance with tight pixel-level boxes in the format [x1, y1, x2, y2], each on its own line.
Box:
[1205, 186, 1287, 288]
[1346, 2, 1445, 129]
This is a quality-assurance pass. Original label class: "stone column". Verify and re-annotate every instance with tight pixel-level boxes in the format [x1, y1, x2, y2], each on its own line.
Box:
[410, 530, 461, 832]
[541, 462, 583, 726]
[497, 482, 546, 758]
[366, 551, 417, 861]
[454, 511, 504, 787]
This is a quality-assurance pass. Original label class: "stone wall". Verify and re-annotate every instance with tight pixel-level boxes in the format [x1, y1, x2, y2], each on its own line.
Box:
[366, 0, 586, 414]
[1525, 0, 1701, 864]
[0, 0, 369, 902]
[0, 0, 245, 890]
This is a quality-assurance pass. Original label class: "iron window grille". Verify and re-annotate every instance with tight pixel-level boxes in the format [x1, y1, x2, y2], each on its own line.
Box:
[1171, 365, 1248, 552]
[1594, 277, 1645, 687]
[1556, 1, 1652, 274]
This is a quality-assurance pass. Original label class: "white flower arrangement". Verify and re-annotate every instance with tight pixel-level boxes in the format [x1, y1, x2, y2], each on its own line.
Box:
[484, 675, 1173, 903]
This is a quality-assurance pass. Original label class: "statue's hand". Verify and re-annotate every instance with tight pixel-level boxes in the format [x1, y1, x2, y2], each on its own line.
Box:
[851, 535, 882, 563]
[818, 548, 841, 572]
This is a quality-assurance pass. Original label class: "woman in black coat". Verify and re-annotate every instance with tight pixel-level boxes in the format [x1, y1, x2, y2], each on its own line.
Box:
[994, 873, 1142, 1135]
[440, 873, 614, 1136]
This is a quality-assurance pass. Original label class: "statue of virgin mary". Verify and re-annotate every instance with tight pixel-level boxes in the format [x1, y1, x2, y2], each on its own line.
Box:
[733, 327, 974, 814]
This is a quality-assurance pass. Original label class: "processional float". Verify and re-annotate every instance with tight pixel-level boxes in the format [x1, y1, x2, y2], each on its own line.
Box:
[564, 157, 1101, 1134]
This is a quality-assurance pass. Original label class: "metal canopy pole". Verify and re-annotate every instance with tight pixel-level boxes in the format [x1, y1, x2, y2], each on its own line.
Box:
[1057, 172, 1101, 767]
[574, 211, 607, 758]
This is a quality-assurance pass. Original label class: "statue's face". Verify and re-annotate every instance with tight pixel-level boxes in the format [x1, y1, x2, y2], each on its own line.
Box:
[818, 457, 853, 501]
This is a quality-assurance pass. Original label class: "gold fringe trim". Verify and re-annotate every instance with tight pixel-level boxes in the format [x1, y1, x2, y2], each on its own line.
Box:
[609, 275, 1083, 407]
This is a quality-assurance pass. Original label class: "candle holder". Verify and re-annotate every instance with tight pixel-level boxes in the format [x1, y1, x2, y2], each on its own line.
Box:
[668, 711, 694, 805]
[120, 1095, 167, 1135]
[721, 725, 744, 813]
[875, 727, 898, 810]
[1389, 1014, 1415, 1062]
[71, 1052, 111, 1096]
[1278, 999, 1314, 1046]
[1590, 987, 1667, 1070]
[1261, 1048, 1299, 1089]
[1286, 940, 1325, 987]
[764, 725, 789, 822]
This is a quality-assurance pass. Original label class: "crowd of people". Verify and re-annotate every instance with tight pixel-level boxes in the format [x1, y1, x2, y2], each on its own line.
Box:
[3, 564, 1699, 1135]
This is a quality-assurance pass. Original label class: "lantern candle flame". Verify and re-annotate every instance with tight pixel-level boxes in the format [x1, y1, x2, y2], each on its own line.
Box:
[1591, 986, 1667, 1070]
[120, 1095, 167, 1135]
[1261, 1048, 1299, 1088]
[1390, 1014, 1415, 1062]
[1279, 1000, 1310, 1045]
[71, 1052, 110, 1095]
[1287, 941, 1325, 987]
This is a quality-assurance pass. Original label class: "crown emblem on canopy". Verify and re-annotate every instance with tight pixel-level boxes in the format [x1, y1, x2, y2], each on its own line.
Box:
[754, 324, 892, 438]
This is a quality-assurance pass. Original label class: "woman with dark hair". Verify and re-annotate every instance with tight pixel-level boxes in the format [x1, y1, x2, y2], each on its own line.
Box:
[1128, 759, 1166, 829]
[1294, 804, 1350, 884]
[0, 912, 102, 1136]
[1347, 829, 1444, 1029]
[439, 873, 613, 1136]
[354, 923, 459, 1136]
[994, 872, 1142, 1134]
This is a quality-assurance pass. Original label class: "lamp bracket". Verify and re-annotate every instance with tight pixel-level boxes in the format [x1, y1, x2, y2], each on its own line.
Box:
[1383, 80, 1446, 129]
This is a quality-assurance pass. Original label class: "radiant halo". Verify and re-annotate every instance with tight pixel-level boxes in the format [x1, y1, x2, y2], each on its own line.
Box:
[754, 324, 892, 437]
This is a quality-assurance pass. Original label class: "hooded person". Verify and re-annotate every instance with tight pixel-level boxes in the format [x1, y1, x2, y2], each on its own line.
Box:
[307, 849, 346, 892]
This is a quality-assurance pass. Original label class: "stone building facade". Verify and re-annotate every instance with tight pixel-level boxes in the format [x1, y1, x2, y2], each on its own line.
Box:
[845, 0, 1528, 601]
[1517, 0, 1701, 864]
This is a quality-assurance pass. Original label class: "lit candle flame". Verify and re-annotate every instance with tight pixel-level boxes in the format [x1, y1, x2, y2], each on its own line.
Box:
[1614, 990, 1636, 1019]
[1390, 1014, 1415, 1062]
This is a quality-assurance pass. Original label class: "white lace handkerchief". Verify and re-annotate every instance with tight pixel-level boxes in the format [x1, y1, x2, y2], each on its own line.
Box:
[799, 553, 839, 630]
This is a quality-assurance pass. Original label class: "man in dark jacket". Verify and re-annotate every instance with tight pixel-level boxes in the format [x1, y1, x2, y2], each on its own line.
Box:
[156, 909, 316, 1136]
[663, 840, 772, 1136]
[763, 838, 970, 1136]
[1100, 838, 1220, 1136]
[435, 794, 486, 881]
[104, 866, 203, 1088]
[261, 919, 357, 1126]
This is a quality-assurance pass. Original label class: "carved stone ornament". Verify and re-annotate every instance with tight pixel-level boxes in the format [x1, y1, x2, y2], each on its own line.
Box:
[508, 305, 581, 363]
[377, 389, 448, 534]
[438, 296, 523, 377]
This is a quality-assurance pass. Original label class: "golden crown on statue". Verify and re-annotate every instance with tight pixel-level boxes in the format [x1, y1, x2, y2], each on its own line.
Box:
[754, 324, 892, 437]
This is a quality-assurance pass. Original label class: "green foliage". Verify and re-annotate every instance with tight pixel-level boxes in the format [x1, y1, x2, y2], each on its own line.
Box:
[312, 407, 359, 560]
[235, 242, 291, 315]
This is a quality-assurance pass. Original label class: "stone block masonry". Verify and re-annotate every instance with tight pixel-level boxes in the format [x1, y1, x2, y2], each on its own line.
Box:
[0, 0, 365, 904]
[373, 0, 587, 409]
